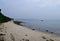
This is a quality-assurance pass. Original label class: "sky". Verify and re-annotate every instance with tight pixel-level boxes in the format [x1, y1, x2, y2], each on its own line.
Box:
[0, 0, 60, 20]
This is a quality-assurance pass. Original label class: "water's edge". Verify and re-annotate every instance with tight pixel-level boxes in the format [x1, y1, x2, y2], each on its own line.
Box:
[16, 19, 60, 35]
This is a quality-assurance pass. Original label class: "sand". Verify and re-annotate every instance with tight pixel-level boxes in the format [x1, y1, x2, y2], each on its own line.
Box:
[1, 21, 60, 41]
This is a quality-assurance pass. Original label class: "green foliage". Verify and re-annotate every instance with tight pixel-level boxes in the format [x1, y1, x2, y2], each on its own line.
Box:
[0, 12, 12, 23]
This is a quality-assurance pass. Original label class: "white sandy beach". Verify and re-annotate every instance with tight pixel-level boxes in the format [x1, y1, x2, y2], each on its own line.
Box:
[1, 21, 60, 41]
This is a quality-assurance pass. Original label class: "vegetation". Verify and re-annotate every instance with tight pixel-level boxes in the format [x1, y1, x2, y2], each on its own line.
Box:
[0, 9, 12, 23]
[0, 9, 12, 41]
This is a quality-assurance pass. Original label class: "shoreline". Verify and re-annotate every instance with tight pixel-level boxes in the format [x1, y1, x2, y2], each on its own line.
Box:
[12, 20, 60, 36]
[24, 26, 60, 36]
[19, 22, 60, 36]
[1, 21, 60, 41]
[19, 23, 60, 36]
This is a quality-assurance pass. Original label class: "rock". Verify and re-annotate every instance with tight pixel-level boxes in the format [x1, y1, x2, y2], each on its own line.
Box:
[25, 34, 28, 36]
[25, 39, 29, 41]
[50, 32, 54, 34]
[32, 29, 35, 30]
[42, 36, 46, 39]
[46, 40, 49, 41]
[46, 30, 49, 32]
[49, 39, 54, 41]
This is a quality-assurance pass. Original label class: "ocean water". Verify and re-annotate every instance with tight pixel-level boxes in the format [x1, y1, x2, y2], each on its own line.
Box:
[17, 19, 60, 35]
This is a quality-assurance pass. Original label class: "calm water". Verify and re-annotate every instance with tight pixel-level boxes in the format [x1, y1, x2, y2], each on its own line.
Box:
[17, 19, 60, 35]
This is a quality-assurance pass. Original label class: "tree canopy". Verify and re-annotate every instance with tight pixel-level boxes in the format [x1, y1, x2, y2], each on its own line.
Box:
[0, 9, 12, 23]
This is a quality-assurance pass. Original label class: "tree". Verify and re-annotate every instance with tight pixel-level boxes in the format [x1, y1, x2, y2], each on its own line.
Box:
[0, 9, 12, 32]
[0, 9, 12, 23]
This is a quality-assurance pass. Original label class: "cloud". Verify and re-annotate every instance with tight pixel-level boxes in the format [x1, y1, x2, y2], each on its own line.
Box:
[1, 0, 60, 9]
[1, 0, 60, 19]
[24, 0, 60, 8]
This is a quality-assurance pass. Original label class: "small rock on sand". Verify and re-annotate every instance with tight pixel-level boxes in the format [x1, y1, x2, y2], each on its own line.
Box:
[25, 34, 28, 36]
[46, 40, 49, 41]
[25, 39, 29, 41]
[32, 29, 35, 30]
[42, 36, 46, 39]
[49, 39, 54, 41]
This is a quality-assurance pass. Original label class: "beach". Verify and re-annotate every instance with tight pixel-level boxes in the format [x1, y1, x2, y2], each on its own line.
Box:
[0, 21, 60, 41]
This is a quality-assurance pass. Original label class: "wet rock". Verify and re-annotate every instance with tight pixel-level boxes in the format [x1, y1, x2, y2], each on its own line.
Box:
[46, 30, 48, 32]
[32, 29, 35, 30]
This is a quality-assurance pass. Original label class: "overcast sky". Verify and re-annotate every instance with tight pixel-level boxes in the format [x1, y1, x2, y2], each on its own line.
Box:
[0, 0, 60, 20]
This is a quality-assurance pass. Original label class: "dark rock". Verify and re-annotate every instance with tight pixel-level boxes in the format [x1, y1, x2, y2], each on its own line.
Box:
[0, 40, 4, 41]
[22, 38, 24, 40]
[46, 30, 48, 32]
[0, 34, 5, 36]
[13, 21, 23, 25]
[49, 39, 54, 41]
[50, 32, 54, 34]
[32, 29, 35, 30]
[42, 36, 46, 39]
[25, 34, 28, 36]
[46, 40, 49, 41]
[25, 39, 29, 41]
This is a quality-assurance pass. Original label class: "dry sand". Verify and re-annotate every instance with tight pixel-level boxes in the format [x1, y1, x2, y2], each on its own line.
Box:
[2, 21, 60, 41]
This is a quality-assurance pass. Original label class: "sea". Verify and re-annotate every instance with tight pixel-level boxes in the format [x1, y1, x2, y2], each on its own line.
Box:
[16, 19, 60, 35]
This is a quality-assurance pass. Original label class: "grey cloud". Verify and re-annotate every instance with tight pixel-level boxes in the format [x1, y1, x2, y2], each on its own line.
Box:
[0, 0, 60, 19]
